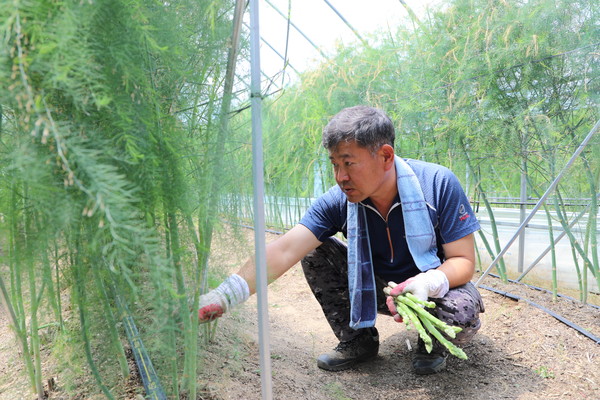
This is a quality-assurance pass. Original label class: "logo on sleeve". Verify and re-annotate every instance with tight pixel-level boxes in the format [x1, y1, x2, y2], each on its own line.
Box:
[458, 204, 470, 221]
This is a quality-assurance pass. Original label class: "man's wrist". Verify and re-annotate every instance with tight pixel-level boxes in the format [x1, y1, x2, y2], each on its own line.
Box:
[214, 273, 251, 312]
[425, 269, 449, 298]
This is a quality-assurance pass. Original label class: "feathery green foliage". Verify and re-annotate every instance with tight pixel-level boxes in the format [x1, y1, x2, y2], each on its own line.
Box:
[1, 0, 599, 397]
[230, 0, 599, 292]
[0, 0, 240, 398]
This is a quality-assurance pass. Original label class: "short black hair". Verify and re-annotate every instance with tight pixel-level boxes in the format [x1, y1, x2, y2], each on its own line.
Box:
[322, 106, 395, 154]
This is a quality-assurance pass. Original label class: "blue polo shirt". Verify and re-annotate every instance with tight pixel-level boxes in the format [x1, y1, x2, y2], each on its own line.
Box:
[299, 159, 480, 284]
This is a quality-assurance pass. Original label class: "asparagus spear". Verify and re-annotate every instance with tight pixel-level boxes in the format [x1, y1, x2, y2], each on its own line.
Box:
[397, 295, 462, 339]
[395, 300, 433, 353]
[420, 317, 468, 360]
[384, 283, 468, 359]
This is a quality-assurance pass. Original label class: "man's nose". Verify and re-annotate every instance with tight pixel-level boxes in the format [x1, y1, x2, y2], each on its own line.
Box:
[335, 167, 349, 182]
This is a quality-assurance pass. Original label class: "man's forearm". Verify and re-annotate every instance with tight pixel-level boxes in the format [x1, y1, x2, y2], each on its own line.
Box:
[236, 243, 306, 295]
[438, 257, 475, 288]
[237, 258, 258, 295]
[236, 224, 322, 296]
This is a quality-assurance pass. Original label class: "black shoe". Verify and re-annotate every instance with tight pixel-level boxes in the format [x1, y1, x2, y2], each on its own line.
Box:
[317, 328, 379, 371]
[412, 337, 448, 375]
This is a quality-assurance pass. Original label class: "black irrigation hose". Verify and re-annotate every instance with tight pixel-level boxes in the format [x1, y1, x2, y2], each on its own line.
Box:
[479, 284, 600, 345]
[225, 219, 285, 236]
[488, 273, 600, 310]
[114, 294, 167, 400]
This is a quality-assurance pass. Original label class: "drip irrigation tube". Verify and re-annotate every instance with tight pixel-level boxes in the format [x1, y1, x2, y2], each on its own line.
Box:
[479, 284, 600, 345]
[229, 220, 284, 236]
[488, 273, 600, 310]
[114, 294, 167, 400]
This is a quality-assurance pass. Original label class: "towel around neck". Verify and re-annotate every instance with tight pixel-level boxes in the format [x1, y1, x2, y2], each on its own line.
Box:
[346, 156, 441, 329]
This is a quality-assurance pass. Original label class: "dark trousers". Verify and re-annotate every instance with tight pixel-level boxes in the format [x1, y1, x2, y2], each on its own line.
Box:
[301, 237, 485, 343]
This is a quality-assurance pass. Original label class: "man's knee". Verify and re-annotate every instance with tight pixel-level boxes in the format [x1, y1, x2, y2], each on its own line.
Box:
[433, 282, 485, 344]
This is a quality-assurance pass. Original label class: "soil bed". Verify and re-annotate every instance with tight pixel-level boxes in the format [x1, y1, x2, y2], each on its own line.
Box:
[1, 228, 599, 399]
[197, 230, 600, 400]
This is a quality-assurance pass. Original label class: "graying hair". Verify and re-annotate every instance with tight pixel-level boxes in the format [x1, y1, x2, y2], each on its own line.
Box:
[322, 106, 395, 154]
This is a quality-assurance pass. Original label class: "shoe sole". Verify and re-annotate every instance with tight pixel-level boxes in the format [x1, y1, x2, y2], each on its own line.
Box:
[413, 356, 447, 375]
[317, 353, 378, 372]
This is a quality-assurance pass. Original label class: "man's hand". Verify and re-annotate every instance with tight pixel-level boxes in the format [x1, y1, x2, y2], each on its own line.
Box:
[196, 274, 250, 323]
[389, 269, 449, 303]
[198, 291, 227, 322]
[385, 295, 403, 323]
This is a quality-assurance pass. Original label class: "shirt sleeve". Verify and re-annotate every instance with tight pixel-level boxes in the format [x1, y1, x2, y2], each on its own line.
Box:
[430, 166, 480, 244]
[299, 186, 347, 242]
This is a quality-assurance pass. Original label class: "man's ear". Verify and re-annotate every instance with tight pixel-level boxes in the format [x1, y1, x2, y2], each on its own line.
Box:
[380, 144, 395, 171]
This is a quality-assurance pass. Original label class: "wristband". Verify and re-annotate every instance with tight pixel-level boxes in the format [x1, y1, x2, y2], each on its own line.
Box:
[214, 273, 250, 312]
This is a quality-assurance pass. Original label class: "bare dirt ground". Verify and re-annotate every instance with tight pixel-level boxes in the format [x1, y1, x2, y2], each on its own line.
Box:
[197, 230, 600, 400]
[2, 228, 600, 399]
[0, 311, 29, 400]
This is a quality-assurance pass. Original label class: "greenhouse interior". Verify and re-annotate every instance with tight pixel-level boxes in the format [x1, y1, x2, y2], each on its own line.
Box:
[0, 0, 598, 399]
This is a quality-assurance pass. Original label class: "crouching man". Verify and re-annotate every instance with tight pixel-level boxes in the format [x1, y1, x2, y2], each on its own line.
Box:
[198, 105, 484, 375]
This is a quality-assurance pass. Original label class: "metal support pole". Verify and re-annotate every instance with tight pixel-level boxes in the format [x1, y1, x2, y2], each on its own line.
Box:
[243, 21, 301, 75]
[322, 0, 369, 47]
[475, 118, 600, 287]
[518, 160, 527, 273]
[250, 1, 273, 399]
[264, 0, 330, 60]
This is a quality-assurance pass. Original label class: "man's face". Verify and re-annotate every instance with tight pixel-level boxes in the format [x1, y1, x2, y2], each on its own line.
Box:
[328, 141, 387, 203]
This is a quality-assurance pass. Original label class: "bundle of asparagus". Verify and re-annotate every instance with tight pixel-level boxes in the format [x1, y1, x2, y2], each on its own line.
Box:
[384, 282, 468, 360]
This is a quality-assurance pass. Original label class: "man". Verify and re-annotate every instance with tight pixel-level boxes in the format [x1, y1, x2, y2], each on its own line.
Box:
[198, 105, 484, 375]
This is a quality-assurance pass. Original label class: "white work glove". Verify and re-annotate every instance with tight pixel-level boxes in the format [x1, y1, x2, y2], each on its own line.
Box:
[389, 269, 449, 303]
[197, 274, 250, 322]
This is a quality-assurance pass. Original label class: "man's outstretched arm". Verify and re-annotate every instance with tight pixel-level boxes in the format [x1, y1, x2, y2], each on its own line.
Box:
[198, 224, 322, 320]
